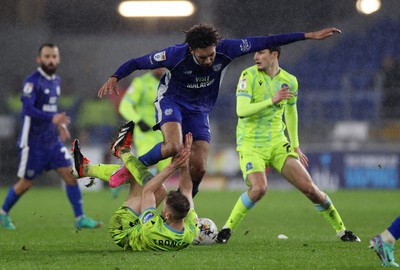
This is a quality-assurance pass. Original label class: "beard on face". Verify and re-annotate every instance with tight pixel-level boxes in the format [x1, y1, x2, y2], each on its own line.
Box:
[41, 63, 57, 75]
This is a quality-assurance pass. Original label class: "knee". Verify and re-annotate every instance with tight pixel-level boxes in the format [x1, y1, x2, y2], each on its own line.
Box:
[249, 185, 267, 202]
[302, 186, 323, 203]
[190, 163, 206, 182]
[164, 141, 183, 157]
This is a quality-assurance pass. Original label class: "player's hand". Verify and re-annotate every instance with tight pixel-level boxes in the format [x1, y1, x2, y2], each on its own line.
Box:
[52, 112, 71, 126]
[58, 124, 71, 142]
[272, 86, 293, 104]
[305, 28, 341, 40]
[138, 120, 151, 132]
[98, 77, 120, 98]
[294, 147, 309, 167]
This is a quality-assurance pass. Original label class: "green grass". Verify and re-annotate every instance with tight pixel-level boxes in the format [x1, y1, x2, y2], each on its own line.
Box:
[0, 188, 398, 269]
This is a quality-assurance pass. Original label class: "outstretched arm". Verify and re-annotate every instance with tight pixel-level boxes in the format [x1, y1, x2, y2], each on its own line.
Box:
[178, 133, 194, 207]
[140, 136, 191, 212]
[305, 28, 341, 40]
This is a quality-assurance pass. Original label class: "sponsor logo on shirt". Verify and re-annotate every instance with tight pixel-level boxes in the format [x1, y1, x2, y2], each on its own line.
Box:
[142, 211, 154, 223]
[240, 39, 251, 52]
[23, 83, 33, 95]
[153, 51, 166, 62]
[184, 70, 192, 75]
[42, 104, 58, 112]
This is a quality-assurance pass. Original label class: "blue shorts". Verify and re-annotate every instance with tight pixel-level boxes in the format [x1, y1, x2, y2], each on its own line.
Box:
[154, 99, 211, 143]
[17, 140, 72, 180]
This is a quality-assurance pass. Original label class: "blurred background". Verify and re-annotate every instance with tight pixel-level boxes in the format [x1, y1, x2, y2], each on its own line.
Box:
[1, 0, 400, 190]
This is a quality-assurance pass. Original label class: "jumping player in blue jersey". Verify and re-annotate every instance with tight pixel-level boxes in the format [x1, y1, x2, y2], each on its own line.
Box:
[98, 24, 341, 197]
[0, 43, 102, 230]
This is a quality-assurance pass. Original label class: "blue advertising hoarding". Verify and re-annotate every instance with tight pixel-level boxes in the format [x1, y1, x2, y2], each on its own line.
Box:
[307, 152, 399, 189]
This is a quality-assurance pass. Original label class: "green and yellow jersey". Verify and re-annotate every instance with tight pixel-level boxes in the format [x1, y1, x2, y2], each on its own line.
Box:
[126, 208, 198, 251]
[236, 66, 299, 150]
[119, 72, 163, 156]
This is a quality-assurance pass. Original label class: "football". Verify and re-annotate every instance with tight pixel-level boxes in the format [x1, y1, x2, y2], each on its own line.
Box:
[192, 218, 218, 245]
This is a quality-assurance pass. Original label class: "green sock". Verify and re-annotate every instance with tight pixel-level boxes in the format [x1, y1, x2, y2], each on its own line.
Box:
[121, 152, 154, 186]
[224, 192, 256, 231]
[87, 164, 121, 182]
[315, 195, 345, 233]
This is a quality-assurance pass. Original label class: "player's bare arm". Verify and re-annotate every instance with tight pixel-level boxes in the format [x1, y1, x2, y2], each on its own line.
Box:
[98, 77, 119, 98]
[141, 136, 191, 210]
[272, 86, 293, 104]
[178, 133, 194, 203]
[305, 27, 342, 40]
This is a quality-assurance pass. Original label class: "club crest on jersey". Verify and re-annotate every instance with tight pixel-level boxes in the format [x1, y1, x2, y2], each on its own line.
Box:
[213, 64, 222, 71]
[23, 83, 33, 95]
[164, 108, 173, 116]
[142, 211, 154, 224]
[240, 39, 251, 52]
[44, 88, 50, 94]
[246, 162, 253, 171]
[153, 51, 166, 62]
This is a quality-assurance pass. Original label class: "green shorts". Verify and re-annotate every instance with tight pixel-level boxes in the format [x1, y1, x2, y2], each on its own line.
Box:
[108, 205, 140, 249]
[238, 140, 298, 185]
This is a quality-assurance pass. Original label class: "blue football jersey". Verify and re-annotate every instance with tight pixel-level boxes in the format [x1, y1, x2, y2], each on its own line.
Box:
[113, 33, 305, 113]
[17, 67, 62, 148]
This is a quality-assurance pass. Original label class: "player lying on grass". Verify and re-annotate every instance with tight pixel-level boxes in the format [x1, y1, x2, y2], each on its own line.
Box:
[71, 124, 198, 251]
[370, 215, 400, 267]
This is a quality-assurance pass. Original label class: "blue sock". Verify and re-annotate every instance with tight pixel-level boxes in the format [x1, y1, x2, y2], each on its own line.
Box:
[138, 143, 163, 166]
[388, 215, 400, 240]
[240, 192, 256, 209]
[314, 194, 332, 211]
[2, 187, 20, 213]
[66, 184, 83, 218]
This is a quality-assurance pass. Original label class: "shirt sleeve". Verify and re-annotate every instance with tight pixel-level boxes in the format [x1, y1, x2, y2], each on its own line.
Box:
[21, 81, 54, 122]
[236, 70, 273, 118]
[218, 32, 305, 59]
[284, 78, 299, 148]
[112, 44, 188, 80]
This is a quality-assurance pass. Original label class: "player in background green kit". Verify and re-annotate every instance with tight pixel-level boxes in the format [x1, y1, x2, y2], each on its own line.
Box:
[118, 68, 170, 173]
[113, 68, 170, 197]
[216, 46, 361, 244]
[72, 123, 198, 251]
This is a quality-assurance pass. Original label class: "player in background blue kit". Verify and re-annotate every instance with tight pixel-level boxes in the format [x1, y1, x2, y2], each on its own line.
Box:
[370, 216, 400, 267]
[98, 24, 341, 197]
[0, 43, 102, 230]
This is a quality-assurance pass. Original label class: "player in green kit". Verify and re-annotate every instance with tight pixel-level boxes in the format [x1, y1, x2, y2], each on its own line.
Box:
[216, 46, 360, 244]
[118, 68, 170, 172]
[71, 123, 198, 251]
[113, 68, 170, 198]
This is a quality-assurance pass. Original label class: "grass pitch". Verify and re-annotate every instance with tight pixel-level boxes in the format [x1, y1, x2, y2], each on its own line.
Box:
[0, 188, 398, 270]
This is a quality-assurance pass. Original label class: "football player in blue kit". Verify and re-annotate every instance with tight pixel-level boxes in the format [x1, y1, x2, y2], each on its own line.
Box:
[98, 24, 341, 197]
[0, 43, 102, 230]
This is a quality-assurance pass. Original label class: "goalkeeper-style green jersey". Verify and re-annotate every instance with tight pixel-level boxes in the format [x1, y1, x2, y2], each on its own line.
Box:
[236, 66, 299, 149]
[119, 72, 163, 155]
[127, 208, 198, 251]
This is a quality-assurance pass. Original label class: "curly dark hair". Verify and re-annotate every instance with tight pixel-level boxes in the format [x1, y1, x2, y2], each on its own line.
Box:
[184, 24, 222, 49]
[166, 190, 190, 220]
